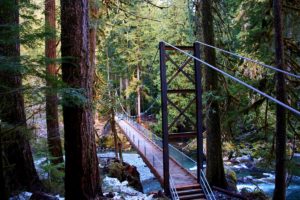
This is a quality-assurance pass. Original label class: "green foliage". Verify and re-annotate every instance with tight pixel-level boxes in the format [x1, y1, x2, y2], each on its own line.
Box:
[31, 137, 65, 195]
[40, 160, 65, 195]
[95, 2, 299, 177]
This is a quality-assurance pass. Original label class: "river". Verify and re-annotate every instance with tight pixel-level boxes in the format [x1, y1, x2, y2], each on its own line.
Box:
[99, 151, 300, 199]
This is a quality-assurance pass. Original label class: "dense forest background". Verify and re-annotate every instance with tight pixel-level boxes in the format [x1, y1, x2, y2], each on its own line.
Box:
[0, 0, 299, 199]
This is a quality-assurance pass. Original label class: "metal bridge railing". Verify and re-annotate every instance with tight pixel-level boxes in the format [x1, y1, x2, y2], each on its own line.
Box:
[117, 114, 216, 200]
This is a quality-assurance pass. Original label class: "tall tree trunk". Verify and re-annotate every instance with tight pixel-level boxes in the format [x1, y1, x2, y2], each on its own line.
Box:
[125, 77, 130, 114]
[137, 65, 141, 123]
[120, 76, 123, 95]
[110, 106, 119, 159]
[45, 0, 64, 166]
[201, 0, 227, 188]
[89, 0, 98, 70]
[273, 0, 287, 199]
[89, 0, 103, 195]
[195, 0, 203, 43]
[0, 0, 42, 194]
[61, 0, 101, 198]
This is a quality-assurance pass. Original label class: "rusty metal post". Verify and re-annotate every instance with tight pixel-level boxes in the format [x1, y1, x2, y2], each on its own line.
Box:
[194, 42, 204, 183]
[159, 41, 170, 196]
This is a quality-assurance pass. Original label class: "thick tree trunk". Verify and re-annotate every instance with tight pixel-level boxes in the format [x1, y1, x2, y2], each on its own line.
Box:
[45, 0, 64, 166]
[61, 0, 101, 199]
[273, 0, 287, 199]
[201, 0, 227, 188]
[0, 0, 42, 194]
[0, 122, 8, 200]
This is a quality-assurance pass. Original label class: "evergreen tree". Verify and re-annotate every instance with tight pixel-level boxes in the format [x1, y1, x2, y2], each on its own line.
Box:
[60, 0, 101, 198]
[0, 0, 42, 195]
[201, 0, 227, 188]
[45, 0, 64, 166]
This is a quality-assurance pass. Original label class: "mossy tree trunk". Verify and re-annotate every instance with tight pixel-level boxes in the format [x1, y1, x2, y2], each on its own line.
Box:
[201, 0, 227, 188]
[89, 1, 103, 196]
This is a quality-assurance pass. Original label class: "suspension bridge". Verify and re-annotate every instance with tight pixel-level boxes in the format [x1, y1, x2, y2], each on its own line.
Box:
[116, 114, 211, 200]
[113, 41, 300, 200]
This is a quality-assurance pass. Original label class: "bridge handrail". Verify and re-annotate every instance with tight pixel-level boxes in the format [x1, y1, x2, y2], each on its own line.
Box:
[170, 175, 180, 200]
[200, 170, 216, 200]
[117, 114, 215, 200]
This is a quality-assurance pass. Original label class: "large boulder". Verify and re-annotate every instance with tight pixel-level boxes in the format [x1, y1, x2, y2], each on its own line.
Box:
[105, 159, 143, 192]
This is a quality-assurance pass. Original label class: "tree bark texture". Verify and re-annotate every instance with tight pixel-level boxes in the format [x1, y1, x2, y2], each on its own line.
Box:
[0, 122, 8, 200]
[110, 107, 119, 159]
[273, 0, 287, 199]
[89, 1, 103, 196]
[125, 77, 130, 113]
[61, 0, 100, 199]
[0, 0, 42, 194]
[137, 65, 141, 123]
[45, 0, 64, 166]
[201, 0, 227, 188]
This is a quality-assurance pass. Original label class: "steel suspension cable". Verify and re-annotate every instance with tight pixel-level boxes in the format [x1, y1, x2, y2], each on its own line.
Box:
[162, 41, 300, 116]
[195, 40, 300, 79]
[115, 91, 160, 118]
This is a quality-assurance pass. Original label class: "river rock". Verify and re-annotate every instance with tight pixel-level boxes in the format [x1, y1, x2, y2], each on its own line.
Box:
[102, 177, 154, 199]
[240, 187, 268, 200]
[236, 155, 253, 163]
[30, 192, 59, 200]
[106, 159, 143, 192]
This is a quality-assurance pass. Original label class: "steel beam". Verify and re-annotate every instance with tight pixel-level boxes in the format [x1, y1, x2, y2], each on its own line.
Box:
[169, 132, 197, 139]
[167, 89, 195, 94]
[194, 42, 204, 183]
[165, 45, 193, 51]
[159, 42, 170, 196]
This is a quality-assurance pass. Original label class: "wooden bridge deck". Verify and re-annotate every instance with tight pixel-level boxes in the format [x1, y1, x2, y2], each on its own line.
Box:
[117, 118, 198, 188]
